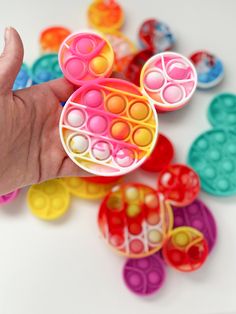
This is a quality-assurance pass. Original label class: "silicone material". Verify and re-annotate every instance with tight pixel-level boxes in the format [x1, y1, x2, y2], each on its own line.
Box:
[162, 226, 209, 272]
[139, 18, 175, 53]
[189, 50, 224, 89]
[13, 63, 32, 90]
[123, 252, 165, 296]
[32, 53, 63, 84]
[141, 133, 174, 172]
[0, 190, 20, 204]
[98, 183, 173, 258]
[173, 199, 217, 252]
[27, 179, 70, 220]
[40, 26, 71, 53]
[61, 176, 122, 200]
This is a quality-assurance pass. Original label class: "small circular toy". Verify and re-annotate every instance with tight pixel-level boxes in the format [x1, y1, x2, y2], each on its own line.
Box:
[0, 190, 20, 205]
[31, 53, 63, 84]
[162, 226, 209, 272]
[27, 179, 70, 220]
[140, 52, 197, 112]
[123, 252, 165, 295]
[87, 0, 124, 33]
[189, 50, 224, 89]
[13, 63, 32, 90]
[139, 18, 175, 53]
[61, 176, 122, 200]
[157, 164, 200, 206]
[141, 133, 174, 172]
[98, 183, 173, 258]
[40, 26, 71, 53]
[208, 93, 236, 129]
[173, 199, 217, 252]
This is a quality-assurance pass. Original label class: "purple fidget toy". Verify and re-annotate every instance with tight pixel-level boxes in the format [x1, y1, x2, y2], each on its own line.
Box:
[0, 190, 20, 205]
[123, 252, 165, 296]
[173, 198, 217, 252]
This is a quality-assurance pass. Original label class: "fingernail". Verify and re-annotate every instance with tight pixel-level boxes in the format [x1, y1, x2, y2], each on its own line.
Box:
[4, 27, 12, 42]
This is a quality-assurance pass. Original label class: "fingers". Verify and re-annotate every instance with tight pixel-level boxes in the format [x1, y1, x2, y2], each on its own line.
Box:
[44, 77, 78, 102]
[0, 27, 24, 94]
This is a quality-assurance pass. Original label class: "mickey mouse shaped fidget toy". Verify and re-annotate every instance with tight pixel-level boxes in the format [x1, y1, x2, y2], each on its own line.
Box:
[59, 32, 197, 176]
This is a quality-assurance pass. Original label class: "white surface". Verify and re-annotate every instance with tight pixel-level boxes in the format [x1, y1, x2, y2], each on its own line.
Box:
[0, 1, 236, 314]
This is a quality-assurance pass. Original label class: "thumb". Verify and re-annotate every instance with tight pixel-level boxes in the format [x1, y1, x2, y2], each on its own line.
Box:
[0, 27, 24, 94]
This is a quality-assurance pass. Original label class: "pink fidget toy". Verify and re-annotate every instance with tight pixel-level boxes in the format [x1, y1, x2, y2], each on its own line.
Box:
[0, 190, 20, 204]
[59, 32, 197, 176]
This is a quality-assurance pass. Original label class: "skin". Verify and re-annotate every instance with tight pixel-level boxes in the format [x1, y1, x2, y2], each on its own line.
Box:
[0, 27, 90, 195]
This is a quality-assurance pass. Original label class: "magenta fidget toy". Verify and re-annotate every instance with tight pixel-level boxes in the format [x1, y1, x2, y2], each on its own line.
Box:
[0, 190, 20, 204]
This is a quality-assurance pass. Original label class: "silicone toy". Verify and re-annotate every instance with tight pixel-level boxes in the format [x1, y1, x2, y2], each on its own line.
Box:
[141, 133, 174, 172]
[40, 26, 71, 53]
[13, 63, 32, 90]
[27, 179, 70, 220]
[188, 93, 236, 196]
[162, 226, 209, 272]
[87, 0, 124, 33]
[189, 50, 224, 89]
[123, 252, 165, 295]
[139, 18, 175, 53]
[31, 53, 63, 84]
[173, 199, 217, 252]
[61, 176, 122, 200]
[0, 190, 20, 205]
[83, 175, 122, 184]
[98, 183, 173, 258]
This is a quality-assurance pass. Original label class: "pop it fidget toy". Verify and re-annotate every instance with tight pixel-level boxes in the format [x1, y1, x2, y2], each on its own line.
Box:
[141, 133, 174, 172]
[27, 179, 70, 220]
[188, 93, 236, 196]
[0, 190, 20, 205]
[59, 31, 160, 176]
[139, 19, 175, 53]
[61, 176, 122, 200]
[173, 199, 217, 252]
[13, 63, 32, 90]
[189, 50, 224, 89]
[162, 226, 209, 272]
[87, 0, 124, 33]
[83, 175, 122, 184]
[98, 183, 173, 258]
[40, 26, 71, 53]
[123, 252, 165, 296]
[31, 53, 63, 84]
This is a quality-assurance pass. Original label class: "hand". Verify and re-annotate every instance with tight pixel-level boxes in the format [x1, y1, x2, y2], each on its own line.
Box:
[0, 27, 89, 195]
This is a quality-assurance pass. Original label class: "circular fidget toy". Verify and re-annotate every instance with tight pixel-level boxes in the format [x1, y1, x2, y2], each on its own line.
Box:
[31, 53, 63, 84]
[0, 190, 20, 205]
[59, 31, 159, 176]
[104, 31, 136, 73]
[189, 50, 224, 89]
[13, 63, 32, 90]
[87, 0, 124, 33]
[157, 164, 200, 206]
[188, 93, 236, 196]
[61, 176, 122, 200]
[139, 19, 175, 53]
[98, 183, 173, 258]
[27, 179, 70, 220]
[173, 199, 217, 252]
[40, 26, 71, 53]
[162, 226, 209, 272]
[141, 133, 174, 172]
[123, 252, 165, 296]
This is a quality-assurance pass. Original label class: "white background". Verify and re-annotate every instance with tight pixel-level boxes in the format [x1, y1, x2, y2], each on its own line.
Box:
[0, 1, 236, 314]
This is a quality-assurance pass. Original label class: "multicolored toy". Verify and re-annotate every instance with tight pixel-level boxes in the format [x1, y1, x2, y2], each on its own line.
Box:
[189, 50, 224, 89]
[27, 179, 70, 220]
[31, 53, 63, 84]
[87, 0, 124, 33]
[0, 190, 20, 205]
[188, 93, 236, 196]
[40, 26, 71, 53]
[139, 18, 175, 53]
[13, 63, 32, 90]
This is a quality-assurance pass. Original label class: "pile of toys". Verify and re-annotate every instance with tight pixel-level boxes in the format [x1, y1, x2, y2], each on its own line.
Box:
[1, 0, 231, 298]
